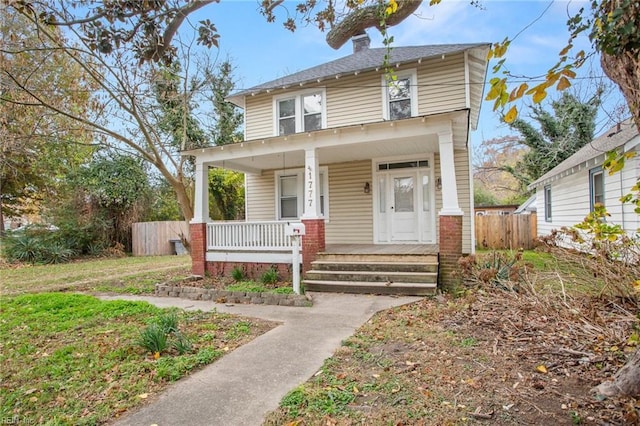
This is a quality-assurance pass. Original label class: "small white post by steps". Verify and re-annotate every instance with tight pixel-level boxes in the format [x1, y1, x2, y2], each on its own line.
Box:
[285, 222, 306, 295]
[291, 235, 301, 295]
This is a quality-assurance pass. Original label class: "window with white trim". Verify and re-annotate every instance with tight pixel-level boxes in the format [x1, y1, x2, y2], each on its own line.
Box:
[382, 69, 417, 120]
[544, 185, 552, 222]
[589, 166, 604, 210]
[275, 90, 326, 136]
[275, 167, 329, 220]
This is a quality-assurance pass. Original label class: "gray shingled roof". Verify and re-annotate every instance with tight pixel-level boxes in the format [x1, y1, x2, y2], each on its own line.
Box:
[229, 43, 488, 100]
[529, 118, 639, 188]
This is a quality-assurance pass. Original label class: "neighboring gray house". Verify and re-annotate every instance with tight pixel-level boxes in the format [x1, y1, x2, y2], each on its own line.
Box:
[183, 35, 490, 293]
[529, 119, 639, 237]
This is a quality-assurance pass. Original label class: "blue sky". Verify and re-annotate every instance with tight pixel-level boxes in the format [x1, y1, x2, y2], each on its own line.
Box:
[190, 0, 626, 147]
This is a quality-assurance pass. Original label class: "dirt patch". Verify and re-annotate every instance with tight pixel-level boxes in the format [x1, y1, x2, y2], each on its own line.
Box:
[264, 287, 639, 425]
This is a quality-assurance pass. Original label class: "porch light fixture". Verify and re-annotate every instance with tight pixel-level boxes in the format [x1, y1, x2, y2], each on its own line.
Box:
[364, 182, 371, 194]
[436, 177, 442, 190]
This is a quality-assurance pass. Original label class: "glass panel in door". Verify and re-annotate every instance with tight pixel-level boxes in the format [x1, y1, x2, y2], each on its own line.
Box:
[391, 174, 418, 241]
[394, 177, 414, 212]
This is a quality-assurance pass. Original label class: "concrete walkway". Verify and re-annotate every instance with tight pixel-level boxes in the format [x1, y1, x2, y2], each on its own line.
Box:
[100, 292, 421, 426]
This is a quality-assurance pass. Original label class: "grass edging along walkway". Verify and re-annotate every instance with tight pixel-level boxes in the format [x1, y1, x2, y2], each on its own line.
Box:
[0, 292, 277, 425]
[154, 283, 313, 307]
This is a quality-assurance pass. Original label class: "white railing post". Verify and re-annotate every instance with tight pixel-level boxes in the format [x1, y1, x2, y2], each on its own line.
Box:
[291, 235, 301, 294]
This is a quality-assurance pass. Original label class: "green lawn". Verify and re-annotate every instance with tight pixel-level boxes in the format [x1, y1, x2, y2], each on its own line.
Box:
[1, 255, 190, 296]
[0, 292, 276, 425]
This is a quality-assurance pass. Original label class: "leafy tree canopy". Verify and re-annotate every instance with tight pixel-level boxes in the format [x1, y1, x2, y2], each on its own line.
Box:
[1, 9, 96, 231]
[10, 0, 638, 130]
[72, 154, 150, 210]
[504, 91, 601, 189]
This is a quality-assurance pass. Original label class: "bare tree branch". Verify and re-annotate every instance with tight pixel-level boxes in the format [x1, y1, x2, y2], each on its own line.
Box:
[326, 0, 422, 49]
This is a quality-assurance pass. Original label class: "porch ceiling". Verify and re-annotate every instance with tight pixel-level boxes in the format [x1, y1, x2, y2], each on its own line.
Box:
[184, 110, 470, 174]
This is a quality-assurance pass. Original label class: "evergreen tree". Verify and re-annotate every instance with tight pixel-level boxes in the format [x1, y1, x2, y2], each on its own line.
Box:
[504, 91, 601, 190]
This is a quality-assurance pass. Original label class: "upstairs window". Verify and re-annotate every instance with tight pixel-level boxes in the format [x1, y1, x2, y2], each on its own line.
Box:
[278, 98, 296, 135]
[382, 69, 417, 120]
[589, 166, 604, 210]
[275, 90, 326, 136]
[303, 94, 322, 131]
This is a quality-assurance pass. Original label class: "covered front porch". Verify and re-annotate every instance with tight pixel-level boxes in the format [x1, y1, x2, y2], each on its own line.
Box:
[185, 112, 471, 291]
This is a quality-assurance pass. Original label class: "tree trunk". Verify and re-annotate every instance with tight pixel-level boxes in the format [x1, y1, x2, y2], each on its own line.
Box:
[594, 3, 640, 397]
[168, 177, 194, 223]
[601, 49, 640, 133]
[594, 348, 640, 397]
[0, 181, 5, 236]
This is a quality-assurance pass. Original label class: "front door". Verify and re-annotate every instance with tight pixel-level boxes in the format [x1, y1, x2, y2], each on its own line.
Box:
[374, 157, 435, 244]
[390, 172, 419, 241]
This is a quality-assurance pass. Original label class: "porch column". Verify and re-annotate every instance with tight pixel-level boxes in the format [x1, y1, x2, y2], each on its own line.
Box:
[302, 148, 321, 219]
[437, 130, 463, 290]
[190, 161, 210, 276]
[192, 161, 210, 223]
[301, 148, 325, 274]
[437, 130, 463, 216]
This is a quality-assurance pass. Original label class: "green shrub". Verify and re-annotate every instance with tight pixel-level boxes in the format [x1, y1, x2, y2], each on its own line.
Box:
[172, 332, 193, 355]
[231, 266, 245, 282]
[156, 311, 179, 334]
[136, 323, 168, 355]
[260, 267, 279, 285]
[457, 250, 529, 291]
[41, 241, 75, 264]
[1, 220, 108, 264]
[2, 231, 44, 264]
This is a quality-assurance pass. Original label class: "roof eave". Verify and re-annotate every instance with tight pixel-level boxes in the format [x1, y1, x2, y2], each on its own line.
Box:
[229, 43, 491, 100]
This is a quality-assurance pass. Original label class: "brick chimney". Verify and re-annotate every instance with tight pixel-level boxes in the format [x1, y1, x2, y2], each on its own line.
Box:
[352, 33, 370, 53]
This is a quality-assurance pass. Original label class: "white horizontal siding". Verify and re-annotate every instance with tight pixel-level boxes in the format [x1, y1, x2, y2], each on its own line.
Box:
[242, 54, 468, 140]
[325, 161, 374, 244]
[245, 172, 275, 221]
[606, 145, 639, 233]
[327, 73, 382, 128]
[417, 53, 466, 116]
[537, 171, 593, 236]
[244, 94, 273, 141]
[536, 145, 640, 236]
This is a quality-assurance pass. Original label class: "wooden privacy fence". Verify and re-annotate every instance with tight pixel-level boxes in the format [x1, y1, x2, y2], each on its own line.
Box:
[475, 213, 537, 250]
[132, 221, 189, 256]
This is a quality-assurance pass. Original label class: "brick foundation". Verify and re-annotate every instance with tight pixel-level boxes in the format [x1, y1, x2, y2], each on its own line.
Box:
[205, 262, 293, 281]
[190, 222, 207, 276]
[301, 219, 326, 274]
[439, 215, 463, 290]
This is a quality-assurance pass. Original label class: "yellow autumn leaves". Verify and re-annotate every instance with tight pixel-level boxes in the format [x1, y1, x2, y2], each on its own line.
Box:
[485, 38, 582, 123]
[385, 0, 398, 16]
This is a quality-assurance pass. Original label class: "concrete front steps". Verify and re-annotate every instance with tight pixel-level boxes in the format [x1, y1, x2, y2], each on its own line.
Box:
[304, 253, 438, 296]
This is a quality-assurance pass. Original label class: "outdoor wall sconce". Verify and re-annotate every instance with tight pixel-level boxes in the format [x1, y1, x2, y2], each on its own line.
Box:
[364, 182, 371, 194]
[436, 177, 442, 191]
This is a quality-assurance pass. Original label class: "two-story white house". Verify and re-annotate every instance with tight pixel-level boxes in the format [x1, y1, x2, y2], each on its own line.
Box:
[184, 34, 490, 294]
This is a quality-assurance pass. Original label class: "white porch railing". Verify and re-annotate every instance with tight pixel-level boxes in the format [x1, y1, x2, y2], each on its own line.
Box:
[206, 221, 298, 252]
